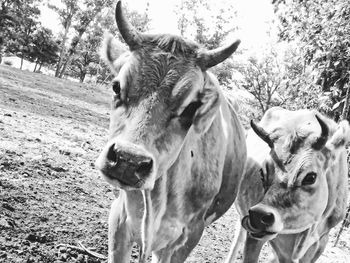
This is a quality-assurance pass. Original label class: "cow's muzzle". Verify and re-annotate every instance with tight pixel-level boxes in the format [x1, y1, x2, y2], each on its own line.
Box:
[96, 141, 155, 189]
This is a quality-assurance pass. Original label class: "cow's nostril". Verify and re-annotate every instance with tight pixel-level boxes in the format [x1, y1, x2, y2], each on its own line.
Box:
[107, 144, 117, 162]
[261, 213, 274, 226]
[136, 159, 153, 177]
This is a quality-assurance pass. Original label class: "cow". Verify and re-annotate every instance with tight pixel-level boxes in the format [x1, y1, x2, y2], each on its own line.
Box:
[225, 107, 350, 263]
[95, 1, 247, 262]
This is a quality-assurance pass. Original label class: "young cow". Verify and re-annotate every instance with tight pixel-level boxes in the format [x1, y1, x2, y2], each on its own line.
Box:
[226, 107, 350, 263]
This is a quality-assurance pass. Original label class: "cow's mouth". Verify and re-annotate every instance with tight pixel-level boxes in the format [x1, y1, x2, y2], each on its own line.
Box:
[111, 174, 144, 188]
[104, 168, 147, 189]
[241, 216, 277, 240]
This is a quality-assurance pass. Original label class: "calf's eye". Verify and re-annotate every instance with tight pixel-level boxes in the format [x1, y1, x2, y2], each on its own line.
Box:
[302, 172, 317, 185]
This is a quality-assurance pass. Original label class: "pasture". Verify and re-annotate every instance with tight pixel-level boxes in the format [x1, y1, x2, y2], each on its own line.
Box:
[0, 65, 349, 262]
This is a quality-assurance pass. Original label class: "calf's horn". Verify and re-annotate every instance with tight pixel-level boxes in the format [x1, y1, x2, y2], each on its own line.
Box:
[250, 120, 274, 148]
[197, 40, 241, 69]
[250, 120, 286, 172]
[311, 114, 329, 150]
[115, 1, 142, 50]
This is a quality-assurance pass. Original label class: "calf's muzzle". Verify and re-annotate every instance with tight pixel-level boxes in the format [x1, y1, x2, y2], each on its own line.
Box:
[248, 206, 275, 230]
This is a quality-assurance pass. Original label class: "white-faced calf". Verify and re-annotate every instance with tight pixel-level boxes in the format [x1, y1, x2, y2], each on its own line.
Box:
[226, 107, 350, 263]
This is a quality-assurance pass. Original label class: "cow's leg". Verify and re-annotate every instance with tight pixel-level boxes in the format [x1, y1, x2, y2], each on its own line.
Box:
[169, 221, 205, 263]
[225, 221, 246, 263]
[151, 250, 172, 263]
[108, 197, 133, 263]
[242, 236, 265, 263]
[151, 227, 190, 263]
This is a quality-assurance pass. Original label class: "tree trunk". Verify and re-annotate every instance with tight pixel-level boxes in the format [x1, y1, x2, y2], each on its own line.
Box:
[33, 59, 39, 72]
[38, 62, 43, 71]
[341, 83, 350, 121]
[20, 56, 24, 69]
[55, 17, 72, 77]
[58, 32, 84, 78]
[79, 72, 86, 83]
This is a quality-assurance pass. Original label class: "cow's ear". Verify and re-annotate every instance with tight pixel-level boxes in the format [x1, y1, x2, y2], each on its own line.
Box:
[192, 72, 221, 133]
[100, 33, 128, 74]
[327, 120, 350, 149]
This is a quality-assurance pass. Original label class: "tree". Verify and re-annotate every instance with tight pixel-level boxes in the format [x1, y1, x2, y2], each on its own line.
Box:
[79, 3, 151, 84]
[57, 0, 114, 78]
[0, 0, 18, 62]
[174, 0, 238, 85]
[29, 26, 59, 72]
[63, 3, 151, 83]
[273, 0, 350, 121]
[175, 0, 237, 49]
[68, 26, 101, 82]
[1, 0, 41, 69]
[232, 45, 320, 116]
[48, 0, 79, 77]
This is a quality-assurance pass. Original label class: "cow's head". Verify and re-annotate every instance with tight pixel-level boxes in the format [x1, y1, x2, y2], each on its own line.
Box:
[95, 1, 240, 190]
[242, 109, 350, 240]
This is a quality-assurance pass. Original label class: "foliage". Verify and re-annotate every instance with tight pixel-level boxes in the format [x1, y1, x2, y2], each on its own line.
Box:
[98, 3, 151, 42]
[83, 3, 151, 84]
[48, 0, 80, 77]
[1, 0, 41, 68]
[232, 44, 320, 116]
[273, 0, 350, 120]
[30, 26, 60, 72]
[62, 3, 151, 83]
[68, 23, 102, 82]
[174, 0, 239, 85]
[56, 0, 114, 78]
[175, 0, 237, 49]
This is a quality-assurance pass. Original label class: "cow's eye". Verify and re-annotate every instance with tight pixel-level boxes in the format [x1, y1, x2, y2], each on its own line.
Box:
[112, 81, 123, 108]
[302, 172, 317, 185]
[179, 100, 202, 128]
[112, 81, 121, 95]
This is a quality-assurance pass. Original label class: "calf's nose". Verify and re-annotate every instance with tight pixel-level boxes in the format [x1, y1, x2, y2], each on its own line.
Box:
[248, 207, 275, 230]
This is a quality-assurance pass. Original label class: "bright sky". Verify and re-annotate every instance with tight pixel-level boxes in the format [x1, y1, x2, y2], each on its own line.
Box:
[39, 0, 275, 51]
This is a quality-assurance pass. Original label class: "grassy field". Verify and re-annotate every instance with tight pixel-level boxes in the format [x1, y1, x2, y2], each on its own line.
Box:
[0, 65, 349, 262]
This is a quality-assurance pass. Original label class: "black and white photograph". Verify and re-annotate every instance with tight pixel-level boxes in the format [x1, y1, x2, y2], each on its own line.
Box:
[1, 0, 350, 262]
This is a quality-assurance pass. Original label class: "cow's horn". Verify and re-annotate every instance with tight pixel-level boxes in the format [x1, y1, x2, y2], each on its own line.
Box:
[197, 40, 241, 69]
[115, 1, 142, 50]
[312, 115, 329, 150]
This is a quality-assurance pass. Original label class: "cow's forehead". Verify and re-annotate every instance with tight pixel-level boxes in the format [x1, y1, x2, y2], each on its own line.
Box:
[121, 48, 201, 105]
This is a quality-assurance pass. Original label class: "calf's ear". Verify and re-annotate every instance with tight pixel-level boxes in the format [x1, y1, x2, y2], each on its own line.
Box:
[100, 33, 128, 74]
[192, 72, 221, 133]
[327, 120, 350, 149]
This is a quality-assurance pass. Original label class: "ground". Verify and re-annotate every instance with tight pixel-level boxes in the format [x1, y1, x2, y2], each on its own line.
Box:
[0, 65, 349, 262]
